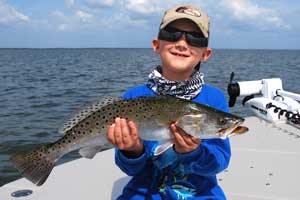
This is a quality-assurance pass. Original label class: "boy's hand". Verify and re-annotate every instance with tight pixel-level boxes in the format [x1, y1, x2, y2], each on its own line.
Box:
[107, 117, 144, 157]
[170, 122, 201, 154]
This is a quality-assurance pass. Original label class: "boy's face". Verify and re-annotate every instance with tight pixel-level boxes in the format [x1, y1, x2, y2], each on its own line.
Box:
[152, 19, 212, 80]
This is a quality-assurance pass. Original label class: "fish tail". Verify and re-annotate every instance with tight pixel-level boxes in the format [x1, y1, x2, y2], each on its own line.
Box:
[10, 144, 58, 186]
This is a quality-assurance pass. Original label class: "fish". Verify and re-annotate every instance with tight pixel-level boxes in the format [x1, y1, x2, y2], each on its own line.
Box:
[10, 95, 248, 186]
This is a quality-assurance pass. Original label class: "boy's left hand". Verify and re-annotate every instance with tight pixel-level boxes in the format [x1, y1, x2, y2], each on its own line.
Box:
[170, 122, 201, 154]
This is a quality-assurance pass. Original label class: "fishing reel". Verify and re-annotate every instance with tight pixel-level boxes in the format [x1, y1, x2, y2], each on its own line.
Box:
[227, 72, 300, 125]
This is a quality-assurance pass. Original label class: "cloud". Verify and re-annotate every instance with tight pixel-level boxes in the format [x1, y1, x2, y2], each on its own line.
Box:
[124, 0, 162, 15]
[84, 0, 115, 8]
[51, 10, 69, 31]
[52, 10, 68, 20]
[52, 11, 71, 23]
[66, 0, 115, 11]
[224, 0, 268, 19]
[56, 0, 151, 31]
[122, 0, 290, 31]
[75, 10, 93, 22]
[66, 0, 76, 8]
[123, 0, 210, 15]
[58, 23, 67, 31]
[51, 9, 94, 31]
[218, 0, 290, 30]
[108, 12, 148, 28]
[0, 1, 29, 25]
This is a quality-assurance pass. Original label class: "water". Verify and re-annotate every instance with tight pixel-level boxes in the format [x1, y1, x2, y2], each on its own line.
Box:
[0, 48, 299, 186]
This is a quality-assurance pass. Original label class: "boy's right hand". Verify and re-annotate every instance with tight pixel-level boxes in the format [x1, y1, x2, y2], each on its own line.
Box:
[107, 117, 144, 157]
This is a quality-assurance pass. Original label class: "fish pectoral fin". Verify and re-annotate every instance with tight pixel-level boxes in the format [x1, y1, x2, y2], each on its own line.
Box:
[153, 140, 174, 156]
[79, 146, 103, 159]
[178, 125, 199, 137]
[177, 114, 203, 137]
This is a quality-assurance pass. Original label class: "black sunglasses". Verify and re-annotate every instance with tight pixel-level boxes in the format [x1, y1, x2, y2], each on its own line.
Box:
[158, 26, 208, 48]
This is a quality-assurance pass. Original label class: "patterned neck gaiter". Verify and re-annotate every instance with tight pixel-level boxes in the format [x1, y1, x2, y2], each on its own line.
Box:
[147, 66, 204, 100]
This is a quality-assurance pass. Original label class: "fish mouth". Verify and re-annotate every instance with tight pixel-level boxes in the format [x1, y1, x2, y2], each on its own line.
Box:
[229, 126, 249, 136]
[218, 121, 248, 138]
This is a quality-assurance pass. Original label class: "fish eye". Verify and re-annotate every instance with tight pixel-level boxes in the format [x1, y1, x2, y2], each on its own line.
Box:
[218, 118, 227, 125]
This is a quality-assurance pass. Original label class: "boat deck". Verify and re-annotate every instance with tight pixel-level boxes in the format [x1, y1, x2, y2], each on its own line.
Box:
[1, 116, 300, 200]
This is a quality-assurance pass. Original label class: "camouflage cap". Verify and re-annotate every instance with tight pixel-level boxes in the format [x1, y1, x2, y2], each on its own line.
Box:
[159, 5, 210, 38]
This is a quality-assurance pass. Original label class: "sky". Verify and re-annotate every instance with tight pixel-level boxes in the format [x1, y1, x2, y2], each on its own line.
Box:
[0, 0, 300, 49]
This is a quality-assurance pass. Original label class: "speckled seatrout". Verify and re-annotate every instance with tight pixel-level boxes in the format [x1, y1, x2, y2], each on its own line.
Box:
[10, 96, 248, 186]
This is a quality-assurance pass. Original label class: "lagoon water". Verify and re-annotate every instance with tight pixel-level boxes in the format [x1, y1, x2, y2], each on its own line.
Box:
[0, 48, 299, 186]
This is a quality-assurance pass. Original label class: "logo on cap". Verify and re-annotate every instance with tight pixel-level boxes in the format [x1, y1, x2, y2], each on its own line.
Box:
[176, 6, 201, 17]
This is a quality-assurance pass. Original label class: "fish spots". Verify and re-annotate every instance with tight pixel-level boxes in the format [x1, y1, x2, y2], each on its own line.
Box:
[59, 96, 121, 134]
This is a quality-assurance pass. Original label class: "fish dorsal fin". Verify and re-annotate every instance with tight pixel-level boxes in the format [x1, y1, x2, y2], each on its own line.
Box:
[58, 96, 121, 134]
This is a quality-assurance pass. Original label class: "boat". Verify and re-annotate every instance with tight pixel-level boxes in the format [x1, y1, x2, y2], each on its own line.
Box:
[1, 77, 299, 200]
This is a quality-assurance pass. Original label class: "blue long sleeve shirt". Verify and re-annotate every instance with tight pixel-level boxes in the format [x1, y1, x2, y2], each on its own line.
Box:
[115, 84, 231, 200]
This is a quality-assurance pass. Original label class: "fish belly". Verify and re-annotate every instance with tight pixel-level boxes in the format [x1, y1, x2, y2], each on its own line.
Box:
[139, 127, 172, 141]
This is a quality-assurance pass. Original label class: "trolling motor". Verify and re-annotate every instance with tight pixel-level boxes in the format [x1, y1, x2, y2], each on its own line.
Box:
[227, 72, 300, 125]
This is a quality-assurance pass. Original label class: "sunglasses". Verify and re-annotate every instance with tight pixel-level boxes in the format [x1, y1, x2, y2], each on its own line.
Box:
[158, 26, 208, 48]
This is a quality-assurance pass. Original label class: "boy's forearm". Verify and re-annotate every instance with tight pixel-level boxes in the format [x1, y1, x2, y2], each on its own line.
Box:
[115, 148, 148, 176]
[177, 139, 231, 176]
[120, 144, 145, 158]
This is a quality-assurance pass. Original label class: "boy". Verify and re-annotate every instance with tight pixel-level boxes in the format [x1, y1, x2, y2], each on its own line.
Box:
[107, 5, 230, 200]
